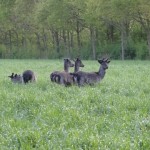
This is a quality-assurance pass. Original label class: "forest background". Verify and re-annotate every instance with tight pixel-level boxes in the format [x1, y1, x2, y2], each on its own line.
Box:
[0, 0, 150, 60]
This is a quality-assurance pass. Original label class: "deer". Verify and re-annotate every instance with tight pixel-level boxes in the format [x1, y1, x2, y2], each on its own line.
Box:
[8, 70, 36, 84]
[70, 58, 110, 86]
[73, 58, 84, 73]
[50, 58, 74, 83]
[55, 58, 84, 86]
[22, 70, 36, 83]
[8, 73, 23, 84]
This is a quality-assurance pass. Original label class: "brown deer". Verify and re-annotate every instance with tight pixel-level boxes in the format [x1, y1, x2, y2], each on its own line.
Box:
[71, 58, 110, 86]
[8, 73, 23, 84]
[55, 58, 84, 86]
[50, 58, 74, 82]
[22, 70, 36, 83]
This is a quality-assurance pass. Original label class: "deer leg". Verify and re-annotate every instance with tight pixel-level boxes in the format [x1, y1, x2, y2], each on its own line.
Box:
[59, 76, 65, 85]
[50, 73, 54, 82]
[78, 77, 84, 86]
[54, 74, 60, 83]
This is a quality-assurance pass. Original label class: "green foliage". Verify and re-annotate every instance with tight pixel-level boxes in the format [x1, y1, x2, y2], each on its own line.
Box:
[134, 41, 149, 59]
[1, 0, 150, 59]
[96, 43, 121, 59]
[0, 44, 6, 57]
[0, 59, 150, 149]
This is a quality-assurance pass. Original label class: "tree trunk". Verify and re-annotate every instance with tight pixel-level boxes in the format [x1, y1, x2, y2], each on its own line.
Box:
[95, 28, 100, 48]
[50, 29, 55, 50]
[42, 28, 48, 51]
[54, 30, 60, 54]
[147, 30, 150, 57]
[70, 31, 74, 50]
[35, 32, 41, 50]
[76, 20, 81, 55]
[110, 24, 114, 42]
[90, 26, 96, 60]
[121, 30, 124, 60]
[22, 31, 27, 49]
[120, 23, 127, 60]
[15, 30, 19, 49]
[8, 30, 12, 57]
[63, 30, 69, 56]
[67, 31, 71, 56]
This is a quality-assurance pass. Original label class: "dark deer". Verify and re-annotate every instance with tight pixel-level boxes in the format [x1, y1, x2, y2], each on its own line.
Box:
[71, 58, 110, 86]
[22, 70, 36, 83]
[56, 58, 84, 86]
[50, 58, 74, 82]
[73, 58, 84, 73]
[8, 73, 23, 84]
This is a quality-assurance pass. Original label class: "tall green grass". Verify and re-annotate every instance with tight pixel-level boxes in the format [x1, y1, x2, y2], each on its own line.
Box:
[0, 59, 150, 150]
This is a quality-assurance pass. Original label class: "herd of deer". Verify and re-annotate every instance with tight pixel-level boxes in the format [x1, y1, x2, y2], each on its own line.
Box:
[8, 58, 110, 87]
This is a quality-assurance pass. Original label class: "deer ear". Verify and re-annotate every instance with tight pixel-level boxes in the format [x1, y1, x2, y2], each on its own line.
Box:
[98, 59, 103, 64]
[64, 58, 69, 62]
[8, 73, 14, 78]
[103, 58, 108, 62]
[11, 73, 14, 77]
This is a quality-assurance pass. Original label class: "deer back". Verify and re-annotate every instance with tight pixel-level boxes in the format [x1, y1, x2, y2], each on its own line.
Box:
[23, 70, 36, 83]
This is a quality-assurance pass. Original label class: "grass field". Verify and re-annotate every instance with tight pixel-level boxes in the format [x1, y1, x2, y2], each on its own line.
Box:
[0, 59, 150, 150]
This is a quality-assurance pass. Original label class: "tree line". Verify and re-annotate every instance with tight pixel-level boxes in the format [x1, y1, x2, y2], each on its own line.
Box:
[0, 0, 150, 60]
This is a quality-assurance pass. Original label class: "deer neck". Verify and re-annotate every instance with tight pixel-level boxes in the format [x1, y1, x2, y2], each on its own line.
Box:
[64, 64, 69, 72]
[74, 64, 79, 72]
[98, 66, 106, 79]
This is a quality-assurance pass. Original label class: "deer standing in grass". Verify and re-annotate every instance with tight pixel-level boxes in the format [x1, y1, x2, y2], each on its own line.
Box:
[71, 58, 110, 86]
[55, 58, 84, 86]
[50, 58, 74, 83]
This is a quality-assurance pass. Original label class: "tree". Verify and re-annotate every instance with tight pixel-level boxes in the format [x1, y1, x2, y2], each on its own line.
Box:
[83, 0, 100, 59]
[130, 0, 150, 58]
[0, 0, 150, 59]
[98, 0, 133, 60]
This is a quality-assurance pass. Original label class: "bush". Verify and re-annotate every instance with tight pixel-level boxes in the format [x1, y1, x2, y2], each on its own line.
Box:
[134, 41, 148, 60]
[0, 44, 6, 58]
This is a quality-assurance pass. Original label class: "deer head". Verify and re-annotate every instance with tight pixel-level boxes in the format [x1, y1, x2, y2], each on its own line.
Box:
[75, 58, 84, 67]
[8, 73, 23, 83]
[64, 58, 74, 72]
[98, 58, 110, 70]
[8, 73, 14, 79]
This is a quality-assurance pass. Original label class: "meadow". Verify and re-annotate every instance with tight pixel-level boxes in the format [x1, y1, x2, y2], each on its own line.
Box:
[0, 59, 150, 150]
